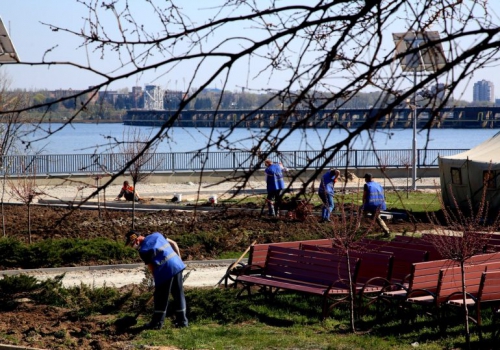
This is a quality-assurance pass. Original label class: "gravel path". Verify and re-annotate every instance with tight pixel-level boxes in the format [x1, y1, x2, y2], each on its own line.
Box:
[1, 261, 234, 289]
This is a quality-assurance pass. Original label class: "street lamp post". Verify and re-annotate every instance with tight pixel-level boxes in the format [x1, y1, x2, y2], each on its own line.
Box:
[393, 31, 446, 190]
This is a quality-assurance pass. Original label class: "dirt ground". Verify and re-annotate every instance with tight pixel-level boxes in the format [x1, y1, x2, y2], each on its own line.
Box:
[0, 198, 435, 350]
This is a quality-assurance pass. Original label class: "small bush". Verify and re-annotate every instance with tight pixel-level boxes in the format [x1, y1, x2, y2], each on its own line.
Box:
[0, 237, 29, 268]
[0, 237, 139, 269]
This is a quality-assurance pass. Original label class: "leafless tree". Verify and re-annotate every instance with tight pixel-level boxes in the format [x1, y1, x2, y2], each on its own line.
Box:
[398, 154, 412, 197]
[7, 162, 44, 244]
[115, 128, 161, 230]
[0, 70, 28, 236]
[319, 190, 379, 333]
[425, 176, 500, 349]
[1, 1, 497, 204]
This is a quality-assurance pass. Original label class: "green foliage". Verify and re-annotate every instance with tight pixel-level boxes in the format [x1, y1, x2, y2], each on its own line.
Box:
[0, 237, 28, 267]
[336, 191, 441, 213]
[0, 273, 67, 310]
[64, 283, 123, 317]
[0, 237, 138, 269]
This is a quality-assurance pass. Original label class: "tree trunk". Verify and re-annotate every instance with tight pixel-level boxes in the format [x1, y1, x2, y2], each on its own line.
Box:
[131, 180, 137, 230]
[346, 248, 356, 333]
[28, 203, 32, 244]
[461, 260, 471, 349]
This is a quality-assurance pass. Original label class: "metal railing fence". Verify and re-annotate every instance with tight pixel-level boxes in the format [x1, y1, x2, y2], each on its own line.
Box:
[0, 149, 467, 176]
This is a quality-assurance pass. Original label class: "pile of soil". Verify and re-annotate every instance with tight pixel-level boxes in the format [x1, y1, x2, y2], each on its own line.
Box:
[0, 203, 432, 350]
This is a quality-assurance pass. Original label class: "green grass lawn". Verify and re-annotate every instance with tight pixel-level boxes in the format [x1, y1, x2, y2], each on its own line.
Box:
[131, 288, 495, 349]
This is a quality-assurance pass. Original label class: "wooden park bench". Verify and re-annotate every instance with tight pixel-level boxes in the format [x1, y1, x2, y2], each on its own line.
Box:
[381, 252, 500, 302]
[300, 243, 395, 316]
[235, 245, 360, 319]
[357, 243, 429, 284]
[379, 252, 500, 322]
[445, 268, 500, 340]
[405, 260, 500, 326]
[365, 237, 442, 261]
[222, 238, 333, 287]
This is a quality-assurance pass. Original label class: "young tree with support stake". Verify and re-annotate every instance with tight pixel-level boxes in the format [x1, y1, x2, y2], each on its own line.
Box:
[7, 162, 44, 244]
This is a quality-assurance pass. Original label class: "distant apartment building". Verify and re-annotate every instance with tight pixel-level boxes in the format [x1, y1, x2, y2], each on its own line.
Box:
[473, 79, 494, 102]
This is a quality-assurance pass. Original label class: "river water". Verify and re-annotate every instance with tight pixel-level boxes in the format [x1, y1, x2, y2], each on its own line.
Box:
[17, 123, 500, 155]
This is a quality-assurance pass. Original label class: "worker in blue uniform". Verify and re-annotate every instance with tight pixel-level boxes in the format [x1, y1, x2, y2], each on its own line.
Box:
[318, 168, 341, 222]
[125, 230, 188, 329]
[362, 173, 390, 237]
[264, 159, 286, 216]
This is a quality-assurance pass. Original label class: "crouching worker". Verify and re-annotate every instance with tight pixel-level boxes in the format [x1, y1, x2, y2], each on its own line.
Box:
[125, 230, 188, 329]
[361, 173, 390, 237]
[115, 181, 142, 202]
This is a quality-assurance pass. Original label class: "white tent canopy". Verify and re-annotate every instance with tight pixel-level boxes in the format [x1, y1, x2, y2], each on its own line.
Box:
[439, 131, 500, 211]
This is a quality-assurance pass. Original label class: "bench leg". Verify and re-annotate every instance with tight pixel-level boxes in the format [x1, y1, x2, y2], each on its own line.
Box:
[236, 283, 253, 298]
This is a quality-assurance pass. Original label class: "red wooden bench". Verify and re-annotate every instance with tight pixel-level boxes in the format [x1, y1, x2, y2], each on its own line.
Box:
[300, 238, 429, 284]
[247, 239, 334, 268]
[300, 244, 394, 315]
[236, 245, 360, 319]
[382, 252, 500, 303]
[379, 252, 500, 322]
[362, 237, 442, 261]
[406, 261, 500, 325]
[379, 258, 458, 312]
[445, 268, 500, 339]
[223, 238, 333, 286]
[358, 243, 429, 284]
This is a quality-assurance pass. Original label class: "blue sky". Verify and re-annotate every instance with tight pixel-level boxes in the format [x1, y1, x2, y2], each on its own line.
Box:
[1, 0, 499, 102]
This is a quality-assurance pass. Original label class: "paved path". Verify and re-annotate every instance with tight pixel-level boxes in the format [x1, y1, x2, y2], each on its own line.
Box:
[0, 260, 236, 289]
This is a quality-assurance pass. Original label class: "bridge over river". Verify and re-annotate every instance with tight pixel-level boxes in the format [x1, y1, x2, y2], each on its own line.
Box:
[123, 106, 500, 129]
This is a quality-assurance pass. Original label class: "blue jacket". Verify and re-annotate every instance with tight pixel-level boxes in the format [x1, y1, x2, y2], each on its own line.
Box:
[139, 232, 186, 286]
[362, 181, 387, 211]
[265, 163, 285, 191]
[318, 171, 337, 195]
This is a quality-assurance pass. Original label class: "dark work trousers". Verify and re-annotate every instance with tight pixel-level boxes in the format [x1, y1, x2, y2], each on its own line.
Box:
[318, 191, 334, 221]
[266, 189, 282, 216]
[151, 271, 188, 328]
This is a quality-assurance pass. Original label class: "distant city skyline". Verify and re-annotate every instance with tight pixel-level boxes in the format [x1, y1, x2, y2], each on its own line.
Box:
[1, 1, 499, 103]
